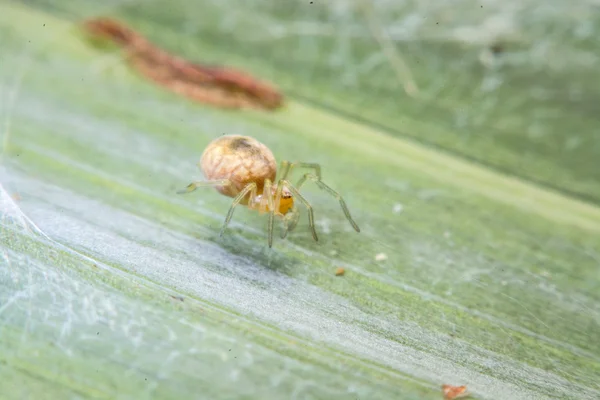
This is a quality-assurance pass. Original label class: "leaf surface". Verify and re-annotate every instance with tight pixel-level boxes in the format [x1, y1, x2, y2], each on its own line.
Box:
[1, 2, 599, 399]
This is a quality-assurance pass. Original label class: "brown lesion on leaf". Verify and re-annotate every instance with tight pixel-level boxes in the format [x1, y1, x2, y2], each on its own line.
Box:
[80, 17, 284, 110]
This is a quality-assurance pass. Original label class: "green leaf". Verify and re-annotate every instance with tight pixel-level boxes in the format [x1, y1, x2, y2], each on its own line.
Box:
[1, 1, 599, 399]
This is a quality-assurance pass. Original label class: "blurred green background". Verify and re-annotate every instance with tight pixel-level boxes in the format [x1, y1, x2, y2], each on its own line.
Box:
[1, 1, 599, 399]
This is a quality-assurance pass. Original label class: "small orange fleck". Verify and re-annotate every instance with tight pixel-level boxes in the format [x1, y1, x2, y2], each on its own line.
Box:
[442, 384, 469, 400]
[335, 267, 345, 276]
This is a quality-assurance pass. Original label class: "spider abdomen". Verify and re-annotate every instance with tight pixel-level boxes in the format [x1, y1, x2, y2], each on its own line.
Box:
[200, 135, 277, 198]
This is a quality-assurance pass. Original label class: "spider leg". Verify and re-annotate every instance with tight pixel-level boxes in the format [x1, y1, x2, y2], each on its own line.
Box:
[279, 179, 318, 242]
[220, 182, 257, 237]
[278, 161, 322, 181]
[293, 162, 322, 180]
[278, 161, 293, 181]
[281, 206, 300, 239]
[177, 179, 231, 194]
[267, 180, 286, 248]
[296, 173, 360, 232]
[263, 179, 276, 248]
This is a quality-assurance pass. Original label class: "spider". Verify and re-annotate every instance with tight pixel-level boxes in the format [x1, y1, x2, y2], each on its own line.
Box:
[177, 135, 360, 247]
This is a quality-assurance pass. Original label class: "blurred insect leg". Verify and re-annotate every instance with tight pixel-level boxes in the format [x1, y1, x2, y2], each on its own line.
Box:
[280, 180, 318, 242]
[296, 173, 360, 232]
[220, 182, 257, 237]
[263, 179, 276, 248]
[177, 179, 230, 194]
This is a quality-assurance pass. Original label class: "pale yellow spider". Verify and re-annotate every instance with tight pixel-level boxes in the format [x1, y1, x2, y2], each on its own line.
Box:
[177, 135, 360, 247]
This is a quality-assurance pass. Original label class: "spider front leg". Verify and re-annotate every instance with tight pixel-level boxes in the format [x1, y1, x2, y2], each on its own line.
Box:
[278, 161, 322, 181]
[296, 173, 360, 232]
[277, 179, 319, 243]
[176, 179, 231, 194]
[220, 182, 258, 237]
[281, 205, 300, 239]
[262, 179, 276, 248]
